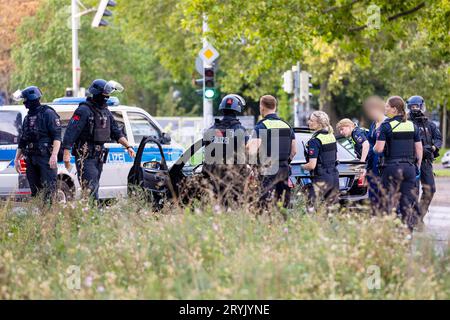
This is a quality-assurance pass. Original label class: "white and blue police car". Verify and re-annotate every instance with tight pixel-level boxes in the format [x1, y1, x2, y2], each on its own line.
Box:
[0, 97, 184, 202]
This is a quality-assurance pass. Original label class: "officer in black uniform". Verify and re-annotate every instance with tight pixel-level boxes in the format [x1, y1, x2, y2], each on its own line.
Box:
[203, 94, 249, 204]
[336, 118, 369, 161]
[247, 95, 297, 208]
[13, 86, 61, 203]
[62, 79, 135, 201]
[374, 96, 422, 230]
[407, 96, 442, 220]
[302, 111, 339, 210]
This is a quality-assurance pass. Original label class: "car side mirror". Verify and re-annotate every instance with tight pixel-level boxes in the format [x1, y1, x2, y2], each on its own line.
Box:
[161, 132, 171, 144]
[143, 160, 163, 170]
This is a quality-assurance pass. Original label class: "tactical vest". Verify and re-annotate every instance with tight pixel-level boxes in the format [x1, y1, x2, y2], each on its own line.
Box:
[308, 131, 337, 172]
[259, 118, 292, 167]
[351, 127, 368, 158]
[79, 102, 111, 145]
[22, 105, 56, 146]
[384, 120, 415, 161]
[204, 118, 246, 165]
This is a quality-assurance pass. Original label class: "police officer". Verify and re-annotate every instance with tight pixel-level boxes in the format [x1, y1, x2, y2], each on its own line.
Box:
[374, 96, 423, 230]
[62, 79, 135, 201]
[247, 95, 297, 208]
[363, 96, 387, 213]
[203, 94, 249, 204]
[336, 118, 370, 162]
[407, 96, 442, 220]
[302, 111, 339, 210]
[13, 86, 61, 203]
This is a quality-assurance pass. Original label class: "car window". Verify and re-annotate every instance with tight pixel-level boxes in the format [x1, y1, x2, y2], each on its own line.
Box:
[128, 112, 160, 144]
[110, 111, 127, 141]
[0, 111, 22, 145]
[293, 132, 356, 162]
[58, 110, 126, 143]
[337, 136, 356, 157]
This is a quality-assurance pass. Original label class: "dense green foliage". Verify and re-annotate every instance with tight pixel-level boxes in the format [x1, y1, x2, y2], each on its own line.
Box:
[11, 0, 201, 115]
[118, 0, 449, 114]
[1, 198, 448, 299]
[9, 0, 450, 120]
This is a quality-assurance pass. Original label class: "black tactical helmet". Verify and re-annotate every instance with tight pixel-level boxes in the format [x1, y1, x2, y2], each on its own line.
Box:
[88, 79, 124, 96]
[407, 95, 426, 113]
[88, 79, 108, 96]
[13, 86, 42, 102]
[219, 94, 246, 113]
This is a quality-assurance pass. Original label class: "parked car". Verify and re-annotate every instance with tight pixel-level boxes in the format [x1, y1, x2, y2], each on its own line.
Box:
[0, 97, 184, 201]
[128, 128, 368, 207]
[442, 150, 450, 168]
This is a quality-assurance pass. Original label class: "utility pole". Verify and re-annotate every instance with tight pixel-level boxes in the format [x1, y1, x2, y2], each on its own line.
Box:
[70, 1, 116, 97]
[443, 101, 447, 149]
[71, 0, 80, 97]
[202, 15, 213, 130]
[293, 62, 301, 127]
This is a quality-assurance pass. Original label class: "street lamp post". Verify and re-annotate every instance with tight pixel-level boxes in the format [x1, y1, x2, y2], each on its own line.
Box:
[71, 0, 80, 97]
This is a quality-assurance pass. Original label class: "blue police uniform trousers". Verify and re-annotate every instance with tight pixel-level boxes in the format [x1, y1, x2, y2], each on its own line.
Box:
[76, 157, 104, 201]
[417, 159, 436, 218]
[381, 162, 418, 228]
[261, 166, 291, 208]
[307, 167, 339, 207]
[25, 154, 57, 202]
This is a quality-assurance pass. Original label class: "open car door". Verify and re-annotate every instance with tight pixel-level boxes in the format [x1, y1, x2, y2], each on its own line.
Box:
[128, 136, 173, 204]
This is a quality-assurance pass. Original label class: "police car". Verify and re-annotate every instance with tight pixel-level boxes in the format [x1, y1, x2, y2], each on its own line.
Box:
[0, 97, 184, 202]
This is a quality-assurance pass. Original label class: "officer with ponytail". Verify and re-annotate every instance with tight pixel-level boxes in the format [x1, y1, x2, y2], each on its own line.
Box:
[302, 111, 339, 210]
[374, 96, 422, 230]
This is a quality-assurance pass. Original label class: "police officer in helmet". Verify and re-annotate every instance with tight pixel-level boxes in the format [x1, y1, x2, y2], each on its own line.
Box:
[203, 94, 249, 204]
[13, 86, 62, 203]
[407, 95, 442, 220]
[374, 96, 423, 230]
[302, 111, 339, 211]
[62, 79, 135, 201]
[247, 95, 297, 208]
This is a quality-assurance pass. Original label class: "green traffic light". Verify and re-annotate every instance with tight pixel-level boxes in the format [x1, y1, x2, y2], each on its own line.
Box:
[204, 88, 216, 99]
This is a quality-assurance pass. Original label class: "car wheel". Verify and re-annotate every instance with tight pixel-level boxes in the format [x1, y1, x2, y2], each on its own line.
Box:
[56, 180, 73, 203]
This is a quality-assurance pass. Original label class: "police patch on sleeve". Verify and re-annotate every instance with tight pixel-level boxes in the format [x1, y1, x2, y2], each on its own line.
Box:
[55, 118, 61, 127]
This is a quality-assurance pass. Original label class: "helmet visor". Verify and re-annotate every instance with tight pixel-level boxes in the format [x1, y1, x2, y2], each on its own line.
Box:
[104, 81, 124, 95]
[234, 94, 246, 107]
[12, 89, 23, 102]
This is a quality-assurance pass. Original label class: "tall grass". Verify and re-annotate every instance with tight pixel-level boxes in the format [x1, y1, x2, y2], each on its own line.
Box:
[0, 196, 448, 299]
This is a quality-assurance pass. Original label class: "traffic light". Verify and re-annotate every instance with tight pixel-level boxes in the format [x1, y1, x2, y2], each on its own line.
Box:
[300, 71, 313, 108]
[204, 67, 217, 99]
[193, 77, 204, 96]
[92, 0, 117, 28]
[282, 70, 294, 94]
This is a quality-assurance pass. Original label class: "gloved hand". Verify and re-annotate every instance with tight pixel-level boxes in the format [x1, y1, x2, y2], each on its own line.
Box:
[415, 167, 421, 180]
[424, 145, 434, 159]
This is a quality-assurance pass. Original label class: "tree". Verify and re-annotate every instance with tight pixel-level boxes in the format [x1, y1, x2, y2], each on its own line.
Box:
[0, 0, 40, 96]
[10, 0, 201, 115]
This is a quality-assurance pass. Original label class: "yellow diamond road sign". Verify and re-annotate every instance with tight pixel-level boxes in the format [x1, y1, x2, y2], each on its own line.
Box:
[199, 44, 219, 65]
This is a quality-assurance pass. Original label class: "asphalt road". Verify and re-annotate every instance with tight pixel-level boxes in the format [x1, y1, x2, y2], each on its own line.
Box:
[420, 176, 450, 251]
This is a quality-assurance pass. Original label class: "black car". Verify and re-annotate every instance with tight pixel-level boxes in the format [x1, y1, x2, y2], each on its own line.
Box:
[128, 129, 368, 206]
[290, 128, 367, 202]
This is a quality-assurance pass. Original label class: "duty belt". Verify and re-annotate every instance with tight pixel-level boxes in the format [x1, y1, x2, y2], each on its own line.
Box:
[383, 158, 415, 165]
[25, 142, 51, 156]
[75, 142, 109, 163]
